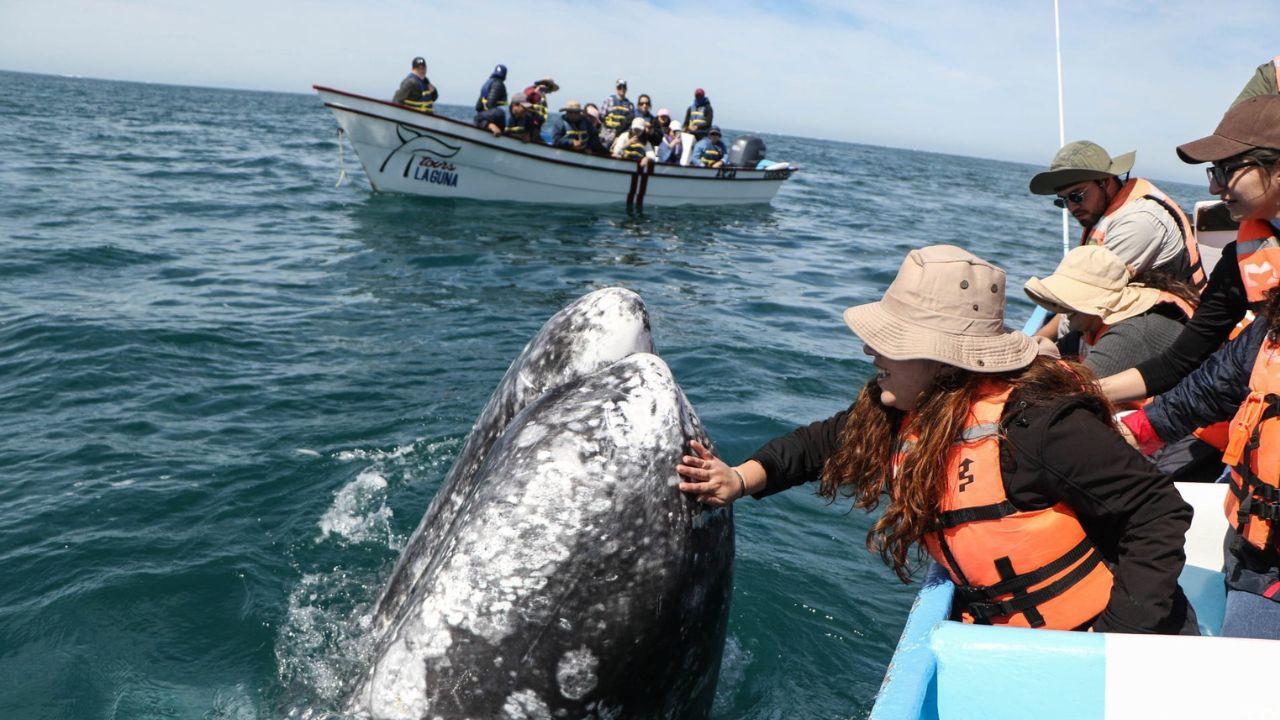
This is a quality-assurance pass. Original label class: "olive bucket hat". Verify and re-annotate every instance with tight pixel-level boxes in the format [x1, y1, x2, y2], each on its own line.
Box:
[843, 245, 1039, 372]
[1029, 140, 1136, 195]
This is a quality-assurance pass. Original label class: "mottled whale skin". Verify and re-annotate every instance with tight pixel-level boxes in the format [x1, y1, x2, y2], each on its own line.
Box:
[349, 352, 734, 719]
[370, 287, 656, 633]
[347, 288, 734, 719]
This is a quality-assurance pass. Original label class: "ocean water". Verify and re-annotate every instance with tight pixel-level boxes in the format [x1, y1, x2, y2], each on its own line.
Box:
[0, 70, 1213, 719]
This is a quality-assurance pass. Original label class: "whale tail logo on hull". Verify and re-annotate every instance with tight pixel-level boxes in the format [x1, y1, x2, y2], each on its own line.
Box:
[379, 123, 463, 175]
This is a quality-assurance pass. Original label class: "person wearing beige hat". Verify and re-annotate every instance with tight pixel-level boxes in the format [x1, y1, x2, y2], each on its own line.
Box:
[677, 245, 1198, 634]
[1100, 95, 1280, 406]
[549, 100, 603, 154]
[1024, 245, 1197, 378]
[1030, 140, 1204, 292]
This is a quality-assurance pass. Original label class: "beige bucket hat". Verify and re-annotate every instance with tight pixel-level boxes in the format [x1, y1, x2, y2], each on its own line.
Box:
[1024, 245, 1164, 324]
[1029, 140, 1136, 195]
[844, 245, 1039, 372]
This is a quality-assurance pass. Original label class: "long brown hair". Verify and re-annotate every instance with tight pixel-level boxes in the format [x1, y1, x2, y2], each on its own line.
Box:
[820, 356, 1113, 582]
[1131, 268, 1200, 312]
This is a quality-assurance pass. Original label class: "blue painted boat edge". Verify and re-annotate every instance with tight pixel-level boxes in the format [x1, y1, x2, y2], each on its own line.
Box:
[1020, 305, 1051, 336]
[868, 564, 953, 720]
[930, 622, 1105, 720]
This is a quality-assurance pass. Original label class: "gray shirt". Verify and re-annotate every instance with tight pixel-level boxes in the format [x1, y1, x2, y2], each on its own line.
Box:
[1070, 306, 1187, 378]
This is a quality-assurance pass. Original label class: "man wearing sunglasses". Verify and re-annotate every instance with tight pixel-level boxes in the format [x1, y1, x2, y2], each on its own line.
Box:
[1030, 141, 1205, 292]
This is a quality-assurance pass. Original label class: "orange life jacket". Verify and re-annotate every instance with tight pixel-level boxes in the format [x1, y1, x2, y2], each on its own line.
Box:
[1235, 219, 1280, 304]
[1222, 337, 1280, 551]
[1082, 177, 1205, 290]
[910, 382, 1115, 629]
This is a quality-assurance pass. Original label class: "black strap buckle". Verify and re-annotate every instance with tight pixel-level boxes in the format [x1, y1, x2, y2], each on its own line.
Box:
[966, 599, 1011, 622]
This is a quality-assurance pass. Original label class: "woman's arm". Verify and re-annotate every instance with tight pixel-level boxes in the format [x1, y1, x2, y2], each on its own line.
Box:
[676, 405, 852, 505]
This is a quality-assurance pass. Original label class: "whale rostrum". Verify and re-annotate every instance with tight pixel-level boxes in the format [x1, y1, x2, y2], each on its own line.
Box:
[347, 288, 734, 720]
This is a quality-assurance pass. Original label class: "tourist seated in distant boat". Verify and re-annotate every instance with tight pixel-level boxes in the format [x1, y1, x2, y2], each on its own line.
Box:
[677, 245, 1199, 635]
[549, 100, 604, 154]
[658, 120, 683, 165]
[610, 118, 656, 166]
[1098, 97, 1280, 409]
[599, 79, 635, 150]
[1232, 55, 1280, 107]
[690, 127, 728, 168]
[392, 56, 438, 113]
[681, 88, 713, 165]
[474, 63, 508, 112]
[584, 103, 603, 133]
[648, 108, 672, 148]
[1024, 246, 1221, 483]
[524, 77, 558, 141]
[475, 93, 537, 142]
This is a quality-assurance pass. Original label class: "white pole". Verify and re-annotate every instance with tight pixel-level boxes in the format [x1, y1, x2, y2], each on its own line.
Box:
[1054, 0, 1069, 256]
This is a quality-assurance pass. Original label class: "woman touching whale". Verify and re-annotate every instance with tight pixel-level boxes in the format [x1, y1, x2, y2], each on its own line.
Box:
[677, 245, 1198, 634]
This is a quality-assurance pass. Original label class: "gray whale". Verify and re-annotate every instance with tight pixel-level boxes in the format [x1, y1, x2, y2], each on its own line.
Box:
[348, 289, 734, 719]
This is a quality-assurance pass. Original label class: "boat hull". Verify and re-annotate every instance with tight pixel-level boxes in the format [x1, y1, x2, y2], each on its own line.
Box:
[314, 86, 794, 206]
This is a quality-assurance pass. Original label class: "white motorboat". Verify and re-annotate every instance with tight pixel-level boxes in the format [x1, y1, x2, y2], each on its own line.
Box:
[314, 86, 798, 207]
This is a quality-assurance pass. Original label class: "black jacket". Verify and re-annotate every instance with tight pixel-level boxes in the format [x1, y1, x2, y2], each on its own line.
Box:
[749, 394, 1198, 635]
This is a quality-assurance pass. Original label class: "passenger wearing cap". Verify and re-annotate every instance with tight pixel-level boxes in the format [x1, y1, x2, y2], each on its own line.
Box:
[648, 107, 673, 148]
[610, 117, 656, 166]
[1030, 141, 1205, 295]
[1025, 246, 1198, 378]
[676, 245, 1197, 635]
[474, 91, 536, 141]
[658, 119, 683, 165]
[474, 63, 509, 112]
[599, 79, 635, 149]
[1025, 247, 1218, 483]
[524, 77, 559, 141]
[392, 56, 438, 114]
[690, 126, 728, 168]
[1101, 95, 1280, 408]
[549, 100, 603, 154]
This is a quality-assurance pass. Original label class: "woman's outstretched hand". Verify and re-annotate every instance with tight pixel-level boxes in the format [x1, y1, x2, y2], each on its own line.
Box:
[677, 440, 742, 507]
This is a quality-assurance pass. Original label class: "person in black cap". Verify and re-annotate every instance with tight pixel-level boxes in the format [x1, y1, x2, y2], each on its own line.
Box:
[599, 79, 635, 149]
[690, 126, 727, 168]
[392, 57, 438, 113]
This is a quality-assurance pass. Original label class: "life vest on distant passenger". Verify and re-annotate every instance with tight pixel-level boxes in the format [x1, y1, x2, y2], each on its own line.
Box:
[1077, 292, 1195, 365]
[1235, 219, 1280, 305]
[698, 141, 725, 167]
[562, 122, 589, 146]
[1083, 177, 1206, 290]
[603, 98, 633, 130]
[476, 79, 506, 112]
[686, 104, 709, 133]
[620, 137, 647, 161]
[1222, 337, 1280, 552]
[503, 109, 532, 138]
[907, 382, 1114, 630]
[402, 74, 435, 113]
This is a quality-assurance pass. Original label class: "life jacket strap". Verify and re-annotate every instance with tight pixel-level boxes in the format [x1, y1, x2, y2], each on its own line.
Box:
[963, 546, 1105, 625]
[937, 500, 1018, 529]
[954, 536, 1094, 604]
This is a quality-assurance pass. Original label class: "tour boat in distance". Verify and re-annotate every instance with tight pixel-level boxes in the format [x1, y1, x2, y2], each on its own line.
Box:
[314, 86, 798, 207]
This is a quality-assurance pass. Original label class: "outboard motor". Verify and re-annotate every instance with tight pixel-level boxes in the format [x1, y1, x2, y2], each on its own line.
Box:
[729, 135, 767, 168]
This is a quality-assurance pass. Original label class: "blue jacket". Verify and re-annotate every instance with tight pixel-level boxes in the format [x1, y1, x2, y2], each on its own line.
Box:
[549, 113, 600, 151]
[1146, 318, 1265, 442]
[476, 75, 508, 112]
[691, 137, 727, 167]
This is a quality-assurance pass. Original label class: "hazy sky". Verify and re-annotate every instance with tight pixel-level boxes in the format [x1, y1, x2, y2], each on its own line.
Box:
[2, 0, 1274, 184]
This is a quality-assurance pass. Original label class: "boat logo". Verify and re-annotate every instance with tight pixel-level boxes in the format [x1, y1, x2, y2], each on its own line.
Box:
[379, 124, 464, 180]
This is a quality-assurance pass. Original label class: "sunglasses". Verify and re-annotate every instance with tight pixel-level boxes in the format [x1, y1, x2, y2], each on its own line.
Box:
[1052, 188, 1089, 208]
[1207, 159, 1261, 187]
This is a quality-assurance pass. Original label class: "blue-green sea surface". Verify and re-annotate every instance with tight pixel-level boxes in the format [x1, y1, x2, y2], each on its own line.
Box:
[0, 70, 1213, 719]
